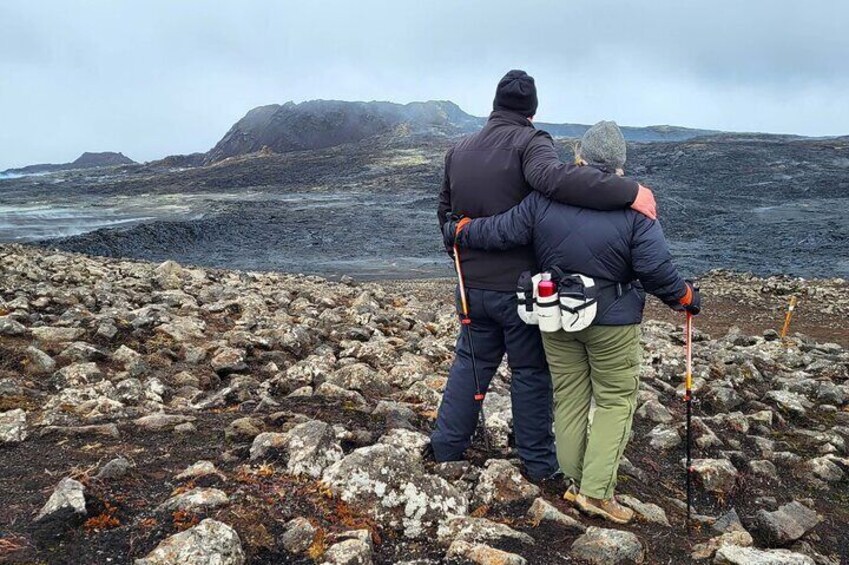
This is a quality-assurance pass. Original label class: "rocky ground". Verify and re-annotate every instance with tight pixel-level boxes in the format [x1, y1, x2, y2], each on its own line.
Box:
[1, 243, 848, 565]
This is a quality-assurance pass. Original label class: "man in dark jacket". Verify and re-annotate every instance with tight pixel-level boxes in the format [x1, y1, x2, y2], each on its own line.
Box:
[431, 70, 657, 480]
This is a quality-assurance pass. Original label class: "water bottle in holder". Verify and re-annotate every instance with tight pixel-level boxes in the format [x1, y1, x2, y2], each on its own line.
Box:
[536, 272, 561, 333]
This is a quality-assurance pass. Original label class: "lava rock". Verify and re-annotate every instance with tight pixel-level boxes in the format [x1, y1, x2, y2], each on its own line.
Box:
[763, 390, 813, 416]
[322, 444, 468, 538]
[321, 539, 373, 565]
[112, 344, 142, 366]
[372, 400, 417, 429]
[751, 501, 822, 546]
[617, 494, 670, 526]
[53, 362, 103, 388]
[135, 518, 245, 565]
[802, 456, 845, 483]
[691, 531, 754, 560]
[281, 517, 317, 554]
[158, 488, 229, 512]
[35, 477, 87, 523]
[326, 362, 390, 396]
[249, 431, 289, 460]
[713, 545, 815, 564]
[378, 428, 430, 460]
[211, 347, 247, 375]
[25, 346, 56, 374]
[0, 409, 27, 443]
[445, 540, 527, 565]
[224, 417, 263, 443]
[433, 461, 472, 482]
[635, 399, 673, 423]
[526, 497, 585, 532]
[97, 321, 119, 340]
[437, 516, 535, 546]
[690, 459, 739, 493]
[705, 387, 743, 412]
[96, 456, 135, 480]
[30, 326, 85, 343]
[174, 422, 197, 434]
[59, 341, 108, 362]
[648, 424, 681, 450]
[749, 460, 779, 479]
[315, 382, 368, 406]
[153, 260, 185, 291]
[41, 423, 121, 439]
[570, 526, 645, 564]
[134, 413, 196, 432]
[175, 460, 224, 481]
[0, 316, 26, 336]
[157, 317, 206, 342]
[286, 420, 344, 478]
[713, 508, 747, 534]
[473, 459, 540, 511]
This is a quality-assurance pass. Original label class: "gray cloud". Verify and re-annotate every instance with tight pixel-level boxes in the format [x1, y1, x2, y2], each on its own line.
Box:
[2, 0, 848, 168]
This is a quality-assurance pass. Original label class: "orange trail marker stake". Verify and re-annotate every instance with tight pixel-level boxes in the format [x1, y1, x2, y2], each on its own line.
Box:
[780, 296, 797, 340]
[453, 243, 489, 451]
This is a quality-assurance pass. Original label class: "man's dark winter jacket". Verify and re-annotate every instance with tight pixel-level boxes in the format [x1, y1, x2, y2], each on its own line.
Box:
[457, 188, 688, 325]
[438, 110, 640, 292]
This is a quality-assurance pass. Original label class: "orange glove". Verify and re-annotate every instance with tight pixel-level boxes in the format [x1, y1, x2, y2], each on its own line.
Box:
[676, 281, 701, 315]
[631, 184, 657, 220]
[455, 217, 471, 236]
[443, 215, 472, 250]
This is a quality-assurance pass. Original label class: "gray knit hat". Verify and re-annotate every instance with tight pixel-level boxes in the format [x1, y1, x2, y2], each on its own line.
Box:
[578, 120, 626, 171]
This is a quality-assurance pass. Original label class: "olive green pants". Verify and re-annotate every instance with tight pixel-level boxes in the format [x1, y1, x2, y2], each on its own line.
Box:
[541, 324, 641, 499]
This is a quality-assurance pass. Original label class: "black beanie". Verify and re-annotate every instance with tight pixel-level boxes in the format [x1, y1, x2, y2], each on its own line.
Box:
[493, 70, 538, 117]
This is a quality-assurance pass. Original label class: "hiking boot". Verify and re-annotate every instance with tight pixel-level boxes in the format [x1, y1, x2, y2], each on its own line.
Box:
[574, 494, 635, 524]
[563, 483, 579, 503]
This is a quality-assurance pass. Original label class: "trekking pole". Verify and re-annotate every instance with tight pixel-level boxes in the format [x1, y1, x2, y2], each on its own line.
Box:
[684, 312, 694, 524]
[780, 296, 797, 342]
[452, 244, 490, 451]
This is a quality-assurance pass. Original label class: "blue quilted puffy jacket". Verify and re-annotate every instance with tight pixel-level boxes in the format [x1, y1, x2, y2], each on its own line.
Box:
[457, 188, 688, 325]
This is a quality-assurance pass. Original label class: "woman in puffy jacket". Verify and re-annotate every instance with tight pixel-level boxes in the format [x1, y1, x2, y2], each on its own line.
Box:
[445, 121, 701, 524]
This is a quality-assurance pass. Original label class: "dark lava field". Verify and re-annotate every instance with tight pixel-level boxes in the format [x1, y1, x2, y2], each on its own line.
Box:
[1, 132, 847, 279]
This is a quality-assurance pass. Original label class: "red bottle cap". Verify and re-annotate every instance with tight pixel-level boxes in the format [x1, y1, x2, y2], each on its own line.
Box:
[538, 280, 557, 298]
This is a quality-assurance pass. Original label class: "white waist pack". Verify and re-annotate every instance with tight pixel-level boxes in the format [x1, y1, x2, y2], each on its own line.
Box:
[517, 271, 602, 333]
[558, 273, 599, 332]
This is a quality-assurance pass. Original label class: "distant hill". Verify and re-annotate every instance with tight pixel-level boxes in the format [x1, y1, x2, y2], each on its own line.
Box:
[205, 100, 477, 163]
[204, 100, 722, 163]
[148, 152, 207, 169]
[541, 123, 721, 142]
[71, 151, 135, 168]
[1, 151, 135, 176]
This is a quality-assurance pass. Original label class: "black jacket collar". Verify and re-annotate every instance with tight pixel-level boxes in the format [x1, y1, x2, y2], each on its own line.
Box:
[488, 110, 535, 128]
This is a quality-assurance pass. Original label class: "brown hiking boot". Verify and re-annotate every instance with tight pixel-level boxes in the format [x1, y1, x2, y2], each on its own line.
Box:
[574, 493, 635, 524]
[563, 483, 579, 503]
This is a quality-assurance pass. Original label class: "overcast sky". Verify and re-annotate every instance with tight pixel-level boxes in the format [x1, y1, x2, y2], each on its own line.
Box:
[2, 0, 848, 169]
